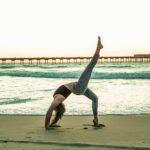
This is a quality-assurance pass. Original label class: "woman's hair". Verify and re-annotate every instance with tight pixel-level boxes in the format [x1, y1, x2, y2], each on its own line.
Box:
[52, 103, 66, 124]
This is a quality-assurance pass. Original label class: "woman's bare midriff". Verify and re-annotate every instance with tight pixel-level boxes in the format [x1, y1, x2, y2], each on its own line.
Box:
[63, 82, 76, 92]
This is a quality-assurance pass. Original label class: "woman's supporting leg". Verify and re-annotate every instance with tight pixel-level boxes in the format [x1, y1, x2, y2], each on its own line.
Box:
[84, 88, 98, 117]
[73, 36, 103, 95]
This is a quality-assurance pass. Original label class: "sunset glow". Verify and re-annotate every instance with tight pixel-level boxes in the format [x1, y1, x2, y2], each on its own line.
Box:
[0, 0, 150, 57]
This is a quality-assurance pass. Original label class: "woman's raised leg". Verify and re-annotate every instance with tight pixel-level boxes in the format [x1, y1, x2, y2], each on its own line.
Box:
[73, 36, 103, 95]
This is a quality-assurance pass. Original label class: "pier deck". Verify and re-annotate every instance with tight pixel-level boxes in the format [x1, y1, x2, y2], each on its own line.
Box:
[0, 56, 150, 64]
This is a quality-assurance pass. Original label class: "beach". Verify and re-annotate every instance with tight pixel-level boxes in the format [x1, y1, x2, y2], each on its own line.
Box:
[0, 115, 150, 150]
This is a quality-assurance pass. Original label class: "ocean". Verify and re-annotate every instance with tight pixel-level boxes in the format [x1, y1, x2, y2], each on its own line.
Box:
[0, 62, 150, 115]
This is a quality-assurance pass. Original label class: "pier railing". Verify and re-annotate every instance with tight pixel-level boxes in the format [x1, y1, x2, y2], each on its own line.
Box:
[0, 56, 150, 64]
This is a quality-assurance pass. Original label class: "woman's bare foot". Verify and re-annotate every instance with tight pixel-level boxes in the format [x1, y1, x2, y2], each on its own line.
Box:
[93, 119, 105, 127]
[49, 124, 61, 127]
[96, 36, 103, 50]
[93, 118, 99, 127]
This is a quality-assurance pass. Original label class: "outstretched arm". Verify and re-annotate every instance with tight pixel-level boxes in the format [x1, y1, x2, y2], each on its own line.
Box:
[45, 99, 62, 129]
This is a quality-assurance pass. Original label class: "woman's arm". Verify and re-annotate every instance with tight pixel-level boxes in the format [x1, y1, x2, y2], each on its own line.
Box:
[45, 99, 62, 129]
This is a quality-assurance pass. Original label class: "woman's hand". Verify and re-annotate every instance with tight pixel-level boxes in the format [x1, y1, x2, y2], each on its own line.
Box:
[45, 125, 51, 130]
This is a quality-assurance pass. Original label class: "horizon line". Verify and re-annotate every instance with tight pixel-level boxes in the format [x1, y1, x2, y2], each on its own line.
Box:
[0, 54, 150, 59]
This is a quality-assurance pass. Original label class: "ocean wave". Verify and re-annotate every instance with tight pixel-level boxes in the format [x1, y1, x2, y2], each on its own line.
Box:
[96, 65, 132, 68]
[92, 72, 150, 79]
[0, 70, 150, 79]
[0, 65, 16, 69]
[0, 98, 36, 105]
[0, 70, 79, 78]
[0, 63, 149, 70]
[24, 89, 54, 93]
[0, 64, 69, 69]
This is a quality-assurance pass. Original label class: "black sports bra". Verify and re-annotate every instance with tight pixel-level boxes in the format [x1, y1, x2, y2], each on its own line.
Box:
[53, 85, 71, 98]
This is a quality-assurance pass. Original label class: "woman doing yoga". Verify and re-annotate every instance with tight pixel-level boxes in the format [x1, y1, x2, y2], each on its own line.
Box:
[45, 36, 103, 129]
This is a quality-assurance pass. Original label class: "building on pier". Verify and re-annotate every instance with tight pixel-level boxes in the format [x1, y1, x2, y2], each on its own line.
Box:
[134, 54, 150, 57]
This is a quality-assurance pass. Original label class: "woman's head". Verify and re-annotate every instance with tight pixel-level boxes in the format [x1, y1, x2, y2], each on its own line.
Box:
[53, 103, 66, 124]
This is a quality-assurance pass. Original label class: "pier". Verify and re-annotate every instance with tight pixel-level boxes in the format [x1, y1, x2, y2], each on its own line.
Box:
[0, 56, 150, 64]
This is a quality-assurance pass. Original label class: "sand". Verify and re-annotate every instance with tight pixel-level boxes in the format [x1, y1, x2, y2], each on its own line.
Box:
[0, 115, 150, 150]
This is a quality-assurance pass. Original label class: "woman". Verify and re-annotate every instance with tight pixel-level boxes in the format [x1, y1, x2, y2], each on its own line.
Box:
[45, 36, 103, 129]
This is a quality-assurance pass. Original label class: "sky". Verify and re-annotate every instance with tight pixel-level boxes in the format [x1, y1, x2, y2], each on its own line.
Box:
[0, 0, 150, 57]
